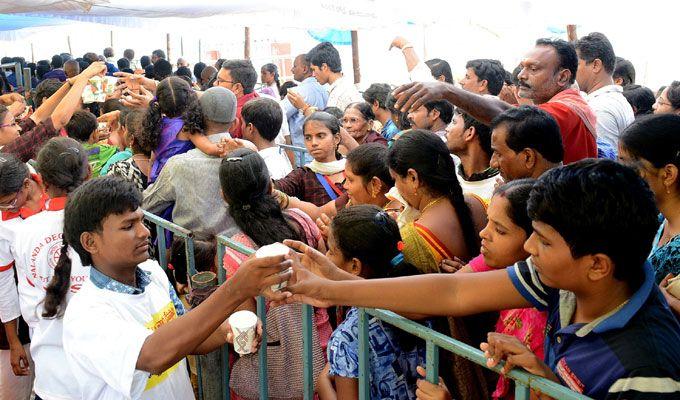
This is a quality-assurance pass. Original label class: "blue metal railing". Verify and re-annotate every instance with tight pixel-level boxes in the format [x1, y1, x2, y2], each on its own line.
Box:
[145, 211, 590, 400]
[278, 143, 308, 168]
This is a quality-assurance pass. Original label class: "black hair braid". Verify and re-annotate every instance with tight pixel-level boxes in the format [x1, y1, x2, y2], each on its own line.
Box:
[42, 240, 72, 318]
[142, 100, 164, 150]
[436, 151, 480, 258]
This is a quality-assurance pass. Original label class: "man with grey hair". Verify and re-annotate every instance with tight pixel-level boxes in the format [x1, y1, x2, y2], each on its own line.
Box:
[143, 86, 239, 239]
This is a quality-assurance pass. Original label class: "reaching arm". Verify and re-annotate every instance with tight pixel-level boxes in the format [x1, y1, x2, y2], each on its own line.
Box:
[287, 263, 530, 316]
[136, 255, 291, 374]
[393, 81, 513, 125]
[51, 62, 108, 130]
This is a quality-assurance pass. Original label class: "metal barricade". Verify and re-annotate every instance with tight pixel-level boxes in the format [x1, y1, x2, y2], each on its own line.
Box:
[145, 211, 590, 400]
[277, 143, 308, 168]
[0, 62, 24, 93]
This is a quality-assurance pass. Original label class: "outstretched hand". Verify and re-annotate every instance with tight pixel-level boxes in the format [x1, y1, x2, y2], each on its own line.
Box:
[121, 86, 154, 109]
[393, 81, 450, 113]
[480, 333, 557, 381]
[227, 254, 294, 302]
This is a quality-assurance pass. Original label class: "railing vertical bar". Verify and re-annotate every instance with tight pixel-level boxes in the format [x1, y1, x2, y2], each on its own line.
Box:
[302, 304, 314, 399]
[185, 235, 197, 281]
[425, 340, 439, 384]
[257, 296, 269, 399]
[196, 355, 204, 400]
[216, 242, 230, 400]
[515, 382, 531, 400]
[358, 308, 370, 400]
[155, 224, 167, 270]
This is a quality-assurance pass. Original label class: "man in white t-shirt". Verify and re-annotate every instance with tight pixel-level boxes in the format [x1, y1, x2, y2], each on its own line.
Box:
[575, 32, 634, 154]
[60, 177, 292, 400]
[446, 111, 501, 204]
[307, 42, 362, 112]
[241, 97, 293, 179]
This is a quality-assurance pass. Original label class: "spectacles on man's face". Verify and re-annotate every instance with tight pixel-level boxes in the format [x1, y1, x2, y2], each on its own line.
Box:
[214, 78, 235, 86]
[0, 121, 18, 129]
[655, 98, 673, 108]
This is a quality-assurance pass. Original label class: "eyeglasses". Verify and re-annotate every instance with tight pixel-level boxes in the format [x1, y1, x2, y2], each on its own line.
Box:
[215, 78, 235, 86]
[0, 191, 21, 210]
[0, 121, 18, 129]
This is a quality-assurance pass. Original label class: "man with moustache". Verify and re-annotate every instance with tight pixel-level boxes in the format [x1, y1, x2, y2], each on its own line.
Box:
[393, 38, 597, 163]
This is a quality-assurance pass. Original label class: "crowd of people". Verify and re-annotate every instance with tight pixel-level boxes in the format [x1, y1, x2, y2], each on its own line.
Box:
[0, 30, 678, 400]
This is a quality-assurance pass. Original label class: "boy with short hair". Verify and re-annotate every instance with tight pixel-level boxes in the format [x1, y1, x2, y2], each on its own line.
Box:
[285, 159, 680, 399]
[64, 110, 118, 176]
[55, 177, 291, 399]
[241, 97, 293, 179]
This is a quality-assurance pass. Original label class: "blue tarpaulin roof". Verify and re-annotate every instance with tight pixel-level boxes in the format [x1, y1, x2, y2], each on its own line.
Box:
[0, 13, 71, 31]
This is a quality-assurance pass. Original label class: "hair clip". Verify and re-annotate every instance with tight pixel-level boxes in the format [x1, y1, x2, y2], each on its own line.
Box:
[390, 252, 404, 267]
[227, 157, 243, 162]
[242, 204, 251, 210]
[397, 241, 405, 251]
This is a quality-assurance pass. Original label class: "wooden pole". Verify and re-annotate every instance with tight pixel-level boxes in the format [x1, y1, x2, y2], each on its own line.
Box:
[198, 39, 202, 62]
[244, 27, 251, 60]
[67, 36, 72, 54]
[180, 36, 184, 57]
[110, 30, 113, 47]
[567, 24, 578, 42]
[351, 30, 361, 84]
[166, 33, 171, 64]
[30, 43, 34, 63]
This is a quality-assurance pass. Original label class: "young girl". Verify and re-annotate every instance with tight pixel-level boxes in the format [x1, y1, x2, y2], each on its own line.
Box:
[316, 204, 425, 400]
[0, 154, 46, 400]
[419, 179, 547, 400]
[220, 148, 330, 399]
[2, 137, 91, 400]
[108, 109, 153, 192]
[259, 63, 281, 99]
[279, 143, 399, 223]
[143, 76, 224, 184]
[341, 102, 388, 148]
[275, 111, 347, 206]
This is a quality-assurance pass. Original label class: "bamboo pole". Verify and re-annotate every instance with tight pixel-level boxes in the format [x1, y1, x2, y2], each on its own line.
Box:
[67, 36, 72, 54]
[567, 25, 578, 42]
[244, 27, 251, 60]
[30, 43, 34, 63]
[180, 36, 184, 57]
[351, 30, 361, 84]
[198, 39, 202, 62]
[110, 30, 113, 47]
[166, 33, 171, 63]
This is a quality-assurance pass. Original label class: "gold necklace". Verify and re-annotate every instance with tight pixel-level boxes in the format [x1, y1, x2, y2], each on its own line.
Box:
[420, 196, 444, 214]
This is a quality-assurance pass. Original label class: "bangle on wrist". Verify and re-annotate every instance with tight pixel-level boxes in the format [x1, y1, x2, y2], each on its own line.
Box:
[401, 45, 414, 51]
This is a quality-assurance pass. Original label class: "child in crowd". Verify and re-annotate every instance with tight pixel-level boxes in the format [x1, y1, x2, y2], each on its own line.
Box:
[241, 97, 293, 179]
[275, 111, 347, 206]
[2, 137, 90, 400]
[316, 205, 426, 400]
[219, 148, 330, 400]
[64, 110, 119, 176]
[107, 109, 153, 192]
[0, 153, 46, 399]
[142, 76, 226, 183]
[45, 176, 290, 399]
[423, 179, 547, 399]
[285, 159, 680, 399]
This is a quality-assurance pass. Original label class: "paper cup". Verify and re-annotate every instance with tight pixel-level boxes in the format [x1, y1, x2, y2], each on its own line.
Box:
[228, 310, 258, 355]
[256, 243, 291, 292]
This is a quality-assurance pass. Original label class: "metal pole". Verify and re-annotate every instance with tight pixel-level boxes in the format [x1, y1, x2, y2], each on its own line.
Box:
[30, 43, 34, 63]
[181, 36, 184, 57]
[244, 27, 251, 60]
[198, 39, 202, 62]
[67, 36, 72, 54]
[351, 30, 360, 84]
[110, 30, 113, 47]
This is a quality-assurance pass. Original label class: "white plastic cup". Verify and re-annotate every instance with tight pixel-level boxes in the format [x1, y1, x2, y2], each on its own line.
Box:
[228, 310, 258, 355]
[255, 243, 291, 292]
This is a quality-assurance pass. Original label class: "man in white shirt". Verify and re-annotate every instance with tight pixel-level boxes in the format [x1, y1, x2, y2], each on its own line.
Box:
[307, 42, 362, 111]
[575, 32, 634, 153]
[143, 87, 239, 240]
[60, 177, 292, 400]
[241, 98, 293, 179]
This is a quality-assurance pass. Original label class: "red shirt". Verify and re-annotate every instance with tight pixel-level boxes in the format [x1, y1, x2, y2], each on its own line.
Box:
[539, 102, 597, 164]
[229, 91, 260, 139]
